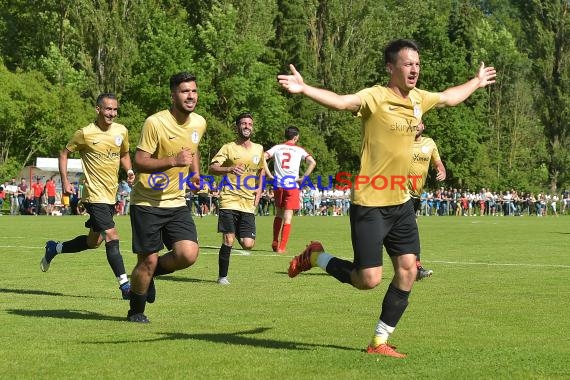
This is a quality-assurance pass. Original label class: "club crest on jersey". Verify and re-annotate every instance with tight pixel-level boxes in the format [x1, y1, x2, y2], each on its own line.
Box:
[421, 145, 430, 154]
[114, 135, 123, 146]
[252, 155, 260, 165]
[413, 104, 422, 119]
[191, 130, 200, 144]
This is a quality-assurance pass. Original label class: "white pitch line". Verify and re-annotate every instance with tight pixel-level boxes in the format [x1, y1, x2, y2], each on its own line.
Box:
[200, 245, 251, 256]
[429, 260, 570, 269]
[2, 244, 569, 267]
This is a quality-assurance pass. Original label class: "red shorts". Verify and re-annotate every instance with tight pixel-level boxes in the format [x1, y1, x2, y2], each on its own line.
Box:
[274, 188, 300, 210]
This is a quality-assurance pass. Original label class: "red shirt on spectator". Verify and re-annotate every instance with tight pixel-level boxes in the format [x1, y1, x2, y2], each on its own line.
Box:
[46, 180, 56, 197]
[32, 181, 44, 197]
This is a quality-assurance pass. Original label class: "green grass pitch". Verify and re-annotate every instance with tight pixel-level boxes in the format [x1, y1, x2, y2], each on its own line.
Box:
[0, 214, 569, 379]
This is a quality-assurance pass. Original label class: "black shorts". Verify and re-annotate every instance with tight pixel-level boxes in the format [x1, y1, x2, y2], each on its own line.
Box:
[349, 200, 419, 270]
[217, 209, 256, 239]
[84, 203, 116, 232]
[48, 196, 56, 205]
[130, 205, 198, 255]
[412, 197, 421, 213]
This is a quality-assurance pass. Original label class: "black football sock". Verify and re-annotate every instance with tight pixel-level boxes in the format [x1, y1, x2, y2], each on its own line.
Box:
[105, 239, 126, 278]
[325, 257, 354, 284]
[379, 283, 410, 327]
[129, 292, 146, 315]
[218, 244, 232, 278]
[61, 235, 89, 253]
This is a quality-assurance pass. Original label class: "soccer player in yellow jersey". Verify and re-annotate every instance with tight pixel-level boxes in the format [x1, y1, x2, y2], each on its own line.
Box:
[408, 121, 446, 280]
[41, 93, 135, 300]
[278, 38, 496, 357]
[127, 72, 206, 323]
[209, 112, 265, 285]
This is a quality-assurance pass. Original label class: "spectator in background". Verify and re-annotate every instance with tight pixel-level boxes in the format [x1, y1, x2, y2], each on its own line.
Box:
[258, 188, 269, 216]
[31, 177, 44, 215]
[17, 178, 27, 215]
[0, 185, 5, 213]
[210, 181, 220, 216]
[70, 182, 80, 215]
[8, 178, 19, 215]
[61, 189, 70, 215]
[118, 179, 131, 215]
[23, 192, 37, 215]
[550, 194, 560, 216]
[45, 177, 57, 216]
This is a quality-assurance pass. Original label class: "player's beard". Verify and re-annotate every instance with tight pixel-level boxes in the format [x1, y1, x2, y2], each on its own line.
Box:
[238, 127, 252, 140]
[174, 100, 195, 115]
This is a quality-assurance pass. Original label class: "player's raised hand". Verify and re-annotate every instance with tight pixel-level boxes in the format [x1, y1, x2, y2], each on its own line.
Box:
[277, 64, 305, 94]
[476, 62, 496, 88]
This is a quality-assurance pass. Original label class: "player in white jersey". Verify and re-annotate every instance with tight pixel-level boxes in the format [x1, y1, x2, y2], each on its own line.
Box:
[264, 126, 316, 253]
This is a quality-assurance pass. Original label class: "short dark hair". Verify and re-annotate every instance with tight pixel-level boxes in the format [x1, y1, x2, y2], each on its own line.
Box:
[235, 112, 253, 126]
[96, 92, 117, 106]
[384, 39, 420, 65]
[284, 126, 299, 140]
[170, 72, 197, 91]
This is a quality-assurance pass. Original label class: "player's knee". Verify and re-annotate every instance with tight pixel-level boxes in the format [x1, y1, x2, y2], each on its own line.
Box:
[179, 250, 199, 268]
[239, 239, 255, 250]
[360, 277, 381, 290]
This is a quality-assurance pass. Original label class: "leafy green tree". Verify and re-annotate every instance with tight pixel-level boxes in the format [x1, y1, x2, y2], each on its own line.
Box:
[194, 1, 288, 158]
[516, 0, 570, 192]
[0, 63, 91, 178]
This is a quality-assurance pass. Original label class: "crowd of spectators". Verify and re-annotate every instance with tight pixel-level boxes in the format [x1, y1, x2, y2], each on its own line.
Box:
[2, 177, 569, 219]
[0, 176, 84, 216]
[415, 188, 570, 217]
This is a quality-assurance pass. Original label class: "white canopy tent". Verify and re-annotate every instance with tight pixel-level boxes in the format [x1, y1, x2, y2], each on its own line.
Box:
[35, 157, 83, 173]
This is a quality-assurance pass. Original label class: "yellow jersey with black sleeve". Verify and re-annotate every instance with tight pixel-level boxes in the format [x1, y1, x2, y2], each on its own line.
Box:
[353, 86, 440, 206]
[131, 109, 207, 207]
[66, 122, 129, 205]
[408, 136, 440, 198]
[210, 142, 264, 213]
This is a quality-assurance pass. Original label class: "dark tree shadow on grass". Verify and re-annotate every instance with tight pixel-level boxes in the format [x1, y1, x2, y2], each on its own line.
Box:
[0, 288, 94, 299]
[156, 276, 214, 284]
[7, 308, 124, 321]
[88, 327, 359, 352]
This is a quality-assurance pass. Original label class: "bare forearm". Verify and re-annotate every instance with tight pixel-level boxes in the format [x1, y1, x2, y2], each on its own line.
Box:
[209, 164, 232, 176]
[120, 153, 133, 172]
[135, 151, 176, 173]
[58, 149, 70, 185]
[302, 85, 361, 112]
[439, 78, 480, 107]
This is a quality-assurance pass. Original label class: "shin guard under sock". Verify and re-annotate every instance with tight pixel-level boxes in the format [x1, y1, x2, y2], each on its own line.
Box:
[379, 283, 410, 327]
[218, 244, 232, 277]
[325, 257, 354, 284]
[61, 235, 89, 253]
[105, 239, 126, 278]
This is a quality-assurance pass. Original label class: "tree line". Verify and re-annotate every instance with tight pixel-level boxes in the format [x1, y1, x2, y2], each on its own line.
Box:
[0, 0, 568, 193]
